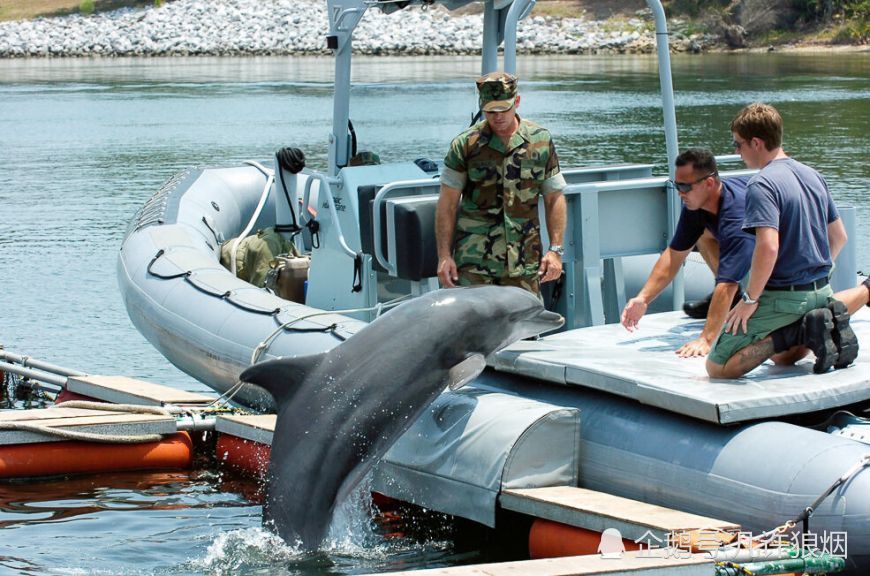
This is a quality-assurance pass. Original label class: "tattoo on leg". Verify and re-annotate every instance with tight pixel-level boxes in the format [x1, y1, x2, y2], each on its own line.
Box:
[728, 339, 775, 376]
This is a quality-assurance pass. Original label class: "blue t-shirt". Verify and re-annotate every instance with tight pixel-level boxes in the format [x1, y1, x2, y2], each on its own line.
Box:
[742, 158, 839, 287]
[670, 176, 755, 284]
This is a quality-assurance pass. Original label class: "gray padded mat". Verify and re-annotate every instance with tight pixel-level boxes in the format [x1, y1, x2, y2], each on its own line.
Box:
[492, 308, 870, 424]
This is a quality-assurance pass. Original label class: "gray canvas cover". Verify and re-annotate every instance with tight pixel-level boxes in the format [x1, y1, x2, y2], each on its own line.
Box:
[372, 388, 581, 527]
[492, 309, 870, 424]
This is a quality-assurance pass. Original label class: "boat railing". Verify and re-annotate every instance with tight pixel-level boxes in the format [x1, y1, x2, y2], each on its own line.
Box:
[301, 171, 358, 259]
[559, 169, 756, 328]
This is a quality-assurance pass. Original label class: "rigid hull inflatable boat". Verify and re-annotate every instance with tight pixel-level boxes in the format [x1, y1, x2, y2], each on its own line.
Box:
[118, 0, 870, 572]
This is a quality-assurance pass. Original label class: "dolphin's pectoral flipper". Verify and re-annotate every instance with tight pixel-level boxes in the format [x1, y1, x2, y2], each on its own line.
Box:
[447, 353, 486, 391]
[240, 352, 327, 405]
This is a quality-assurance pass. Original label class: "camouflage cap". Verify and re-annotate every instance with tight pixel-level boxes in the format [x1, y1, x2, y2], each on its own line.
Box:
[476, 71, 518, 113]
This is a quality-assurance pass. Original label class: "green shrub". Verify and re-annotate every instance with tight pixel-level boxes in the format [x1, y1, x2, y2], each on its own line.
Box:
[79, 0, 95, 15]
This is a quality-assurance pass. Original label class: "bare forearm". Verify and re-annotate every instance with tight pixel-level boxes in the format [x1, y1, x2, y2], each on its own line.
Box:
[745, 228, 779, 299]
[828, 218, 847, 262]
[543, 192, 566, 246]
[436, 185, 461, 259]
[701, 282, 739, 343]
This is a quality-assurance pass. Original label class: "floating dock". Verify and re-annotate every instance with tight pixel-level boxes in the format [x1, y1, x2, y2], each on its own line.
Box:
[4, 343, 861, 574]
[361, 550, 715, 576]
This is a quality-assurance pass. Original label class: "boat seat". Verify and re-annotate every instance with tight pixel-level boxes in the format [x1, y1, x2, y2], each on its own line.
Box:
[385, 194, 439, 281]
[358, 185, 439, 281]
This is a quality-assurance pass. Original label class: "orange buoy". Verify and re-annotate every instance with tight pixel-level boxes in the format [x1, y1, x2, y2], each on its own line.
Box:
[528, 519, 641, 559]
[0, 432, 193, 479]
[216, 434, 270, 477]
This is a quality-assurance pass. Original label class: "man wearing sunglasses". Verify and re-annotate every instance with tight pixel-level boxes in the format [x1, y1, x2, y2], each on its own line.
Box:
[706, 102, 858, 379]
[621, 148, 754, 358]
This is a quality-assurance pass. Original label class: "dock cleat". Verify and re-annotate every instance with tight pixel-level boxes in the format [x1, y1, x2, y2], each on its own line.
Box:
[802, 307, 838, 374]
[828, 300, 859, 369]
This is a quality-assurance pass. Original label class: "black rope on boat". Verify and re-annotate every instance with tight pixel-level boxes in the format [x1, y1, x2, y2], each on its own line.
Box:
[287, 323, 340, 334]
[201, 216, 220, 246]
[213, 291, 283, 316]
[352, 253, 363, 293]
[147, 250, 191, 280]
[793, 454, 870, 535]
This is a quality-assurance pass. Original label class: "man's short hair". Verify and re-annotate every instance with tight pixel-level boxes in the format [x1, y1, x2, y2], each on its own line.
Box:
[675, 148, 718, 177]
[730, 102, 783, 151]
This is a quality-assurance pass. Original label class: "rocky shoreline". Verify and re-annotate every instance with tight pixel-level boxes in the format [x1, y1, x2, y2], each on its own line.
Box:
[0, 0, 715, 58]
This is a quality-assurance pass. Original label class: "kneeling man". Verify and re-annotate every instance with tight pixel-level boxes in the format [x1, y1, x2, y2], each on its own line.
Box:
[622, 148, 754, 357]
[707, 103, 858, 378]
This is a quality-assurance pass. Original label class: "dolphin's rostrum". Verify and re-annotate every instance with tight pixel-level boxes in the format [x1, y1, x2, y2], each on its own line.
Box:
[240, 285, 563, 549]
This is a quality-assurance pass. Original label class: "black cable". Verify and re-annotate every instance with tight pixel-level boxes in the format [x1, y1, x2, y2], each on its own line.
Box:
[275, 147, 306, 233]
[348, 119, 357, 158]
[352, 253, 363, 293]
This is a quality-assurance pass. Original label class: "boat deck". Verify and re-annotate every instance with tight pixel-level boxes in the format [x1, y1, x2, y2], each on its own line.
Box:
[492, 308, 870, 424]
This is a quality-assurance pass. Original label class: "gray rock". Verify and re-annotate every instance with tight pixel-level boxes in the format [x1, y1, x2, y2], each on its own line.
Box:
[0, 0, 698, 58]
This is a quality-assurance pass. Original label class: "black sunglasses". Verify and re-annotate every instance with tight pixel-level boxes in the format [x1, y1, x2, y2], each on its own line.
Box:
[672, 172, 716, 193]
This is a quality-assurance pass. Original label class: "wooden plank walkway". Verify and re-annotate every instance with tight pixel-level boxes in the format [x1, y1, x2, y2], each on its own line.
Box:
[0, 407, 176, 445]
[66, 375, 214, 406]
[214, 414, 276, 445]
[360, 550, 714, 576]
[501, 487, 739, 544]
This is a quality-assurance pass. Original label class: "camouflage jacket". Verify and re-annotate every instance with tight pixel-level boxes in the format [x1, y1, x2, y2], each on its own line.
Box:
[442, 116, 565, 278]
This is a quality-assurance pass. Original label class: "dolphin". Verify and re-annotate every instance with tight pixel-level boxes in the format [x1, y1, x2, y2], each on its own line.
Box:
[239, 285, 563, 548]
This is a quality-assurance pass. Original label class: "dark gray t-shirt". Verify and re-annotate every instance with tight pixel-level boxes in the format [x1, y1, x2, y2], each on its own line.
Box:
[670, 176, 755, 284]
[743, 157, 839, 287]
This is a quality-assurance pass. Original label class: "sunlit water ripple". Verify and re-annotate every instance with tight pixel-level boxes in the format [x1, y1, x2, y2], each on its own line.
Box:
[0, 52, 866, 574]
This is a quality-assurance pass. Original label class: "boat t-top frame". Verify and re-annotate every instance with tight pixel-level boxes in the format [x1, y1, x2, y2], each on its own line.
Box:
[324, 0, 679, 178]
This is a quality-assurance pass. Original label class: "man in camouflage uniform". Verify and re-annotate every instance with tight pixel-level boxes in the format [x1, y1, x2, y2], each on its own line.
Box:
[435, 71, 567, 296]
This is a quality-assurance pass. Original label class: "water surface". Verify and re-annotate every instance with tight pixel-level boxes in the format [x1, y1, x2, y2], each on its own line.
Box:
[0, 53, 867, 575]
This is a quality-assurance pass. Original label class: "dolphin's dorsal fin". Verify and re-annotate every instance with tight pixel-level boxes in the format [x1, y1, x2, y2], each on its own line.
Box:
[239, 352, 326, 406]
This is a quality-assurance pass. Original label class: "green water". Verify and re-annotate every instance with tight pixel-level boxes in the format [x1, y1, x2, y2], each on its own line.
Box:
[0, 52, 867, 575]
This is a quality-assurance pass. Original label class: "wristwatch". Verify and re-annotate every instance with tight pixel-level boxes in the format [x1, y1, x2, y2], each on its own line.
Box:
[741, 291, 759, 305]
[548, 244, 564, 256]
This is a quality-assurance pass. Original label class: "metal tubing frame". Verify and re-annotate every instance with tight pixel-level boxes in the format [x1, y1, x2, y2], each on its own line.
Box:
[372, 177, 443, 275]
[319, 0, 682, 312]
[482, 0, 499, 74]
[502, 0, 535, 74]
[327, 0, 368, 176]
[0, 350, 85, 378]
[300, 172, 358, 259]
[0, 360, 68, 388]
[644, 0, 682, 309]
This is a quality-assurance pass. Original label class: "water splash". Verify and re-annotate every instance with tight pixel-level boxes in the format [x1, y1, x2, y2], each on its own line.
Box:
[193, 527, 304, 574]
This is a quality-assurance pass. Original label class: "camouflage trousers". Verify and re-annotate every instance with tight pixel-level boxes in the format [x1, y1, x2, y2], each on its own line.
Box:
[457, 265, 541, 298]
